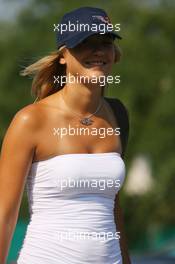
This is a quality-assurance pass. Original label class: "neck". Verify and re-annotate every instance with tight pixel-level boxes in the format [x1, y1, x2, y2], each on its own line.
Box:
[60, 81, 104, 115]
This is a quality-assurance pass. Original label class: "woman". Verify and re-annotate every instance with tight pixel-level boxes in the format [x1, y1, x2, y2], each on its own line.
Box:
[0, 7, 131, 264]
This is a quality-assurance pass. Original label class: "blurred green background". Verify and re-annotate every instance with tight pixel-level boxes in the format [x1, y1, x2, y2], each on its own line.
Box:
[0, 0, 175, 263]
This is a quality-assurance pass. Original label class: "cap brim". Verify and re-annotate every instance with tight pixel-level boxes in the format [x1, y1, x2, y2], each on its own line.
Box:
[62, 29, 122, 49]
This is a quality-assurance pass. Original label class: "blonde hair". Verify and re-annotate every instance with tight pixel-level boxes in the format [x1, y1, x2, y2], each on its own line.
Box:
[20, 46, 66, 102]
[20, 44, 121, 102]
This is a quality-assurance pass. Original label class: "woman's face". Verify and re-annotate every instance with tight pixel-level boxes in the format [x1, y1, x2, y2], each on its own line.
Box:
[60, 33, 116, 84]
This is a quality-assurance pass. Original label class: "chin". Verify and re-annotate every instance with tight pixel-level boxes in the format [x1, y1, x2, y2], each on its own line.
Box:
[87, 69, 108, 77]
[89, 73, 110, 83]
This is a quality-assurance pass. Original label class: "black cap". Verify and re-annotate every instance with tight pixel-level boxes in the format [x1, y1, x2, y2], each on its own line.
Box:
[56, 7, 122, 49]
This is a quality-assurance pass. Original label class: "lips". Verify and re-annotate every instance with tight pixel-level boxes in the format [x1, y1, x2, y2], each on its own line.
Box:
[84, 60, 107, 67]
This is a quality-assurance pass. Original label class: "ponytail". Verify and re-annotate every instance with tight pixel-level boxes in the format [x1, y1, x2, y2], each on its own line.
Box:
[20, 46, 66, 102]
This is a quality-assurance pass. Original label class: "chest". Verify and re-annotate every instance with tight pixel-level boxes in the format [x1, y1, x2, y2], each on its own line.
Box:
[36, 117, 121, 158]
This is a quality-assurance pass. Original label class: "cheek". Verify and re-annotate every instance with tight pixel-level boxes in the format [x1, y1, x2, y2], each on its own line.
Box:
[65, 50, 88, 74]
[65, 56, 85, 76]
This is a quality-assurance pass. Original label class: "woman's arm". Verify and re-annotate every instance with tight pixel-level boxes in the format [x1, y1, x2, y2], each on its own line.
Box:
[0, 105, 39, 264]
[114, 192, 131, 264]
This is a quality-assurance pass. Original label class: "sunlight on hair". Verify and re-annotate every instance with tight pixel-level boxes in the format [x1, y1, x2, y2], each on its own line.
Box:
[20, 45, 67, 101]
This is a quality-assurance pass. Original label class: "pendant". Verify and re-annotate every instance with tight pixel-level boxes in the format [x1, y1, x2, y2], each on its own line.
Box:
[80, 118, 94, 126]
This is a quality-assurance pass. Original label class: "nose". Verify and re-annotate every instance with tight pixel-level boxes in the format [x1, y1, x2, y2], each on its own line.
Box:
[92, 46, 105, 56]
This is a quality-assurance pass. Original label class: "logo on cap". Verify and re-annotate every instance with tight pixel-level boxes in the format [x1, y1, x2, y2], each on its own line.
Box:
[92, 15, 111, 24]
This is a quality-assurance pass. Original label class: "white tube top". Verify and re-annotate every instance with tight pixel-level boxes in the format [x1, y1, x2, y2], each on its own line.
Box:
[16, 152, 126, 264]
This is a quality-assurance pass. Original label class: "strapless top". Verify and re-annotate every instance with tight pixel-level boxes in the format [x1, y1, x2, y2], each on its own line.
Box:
[17, 152, 126, 264]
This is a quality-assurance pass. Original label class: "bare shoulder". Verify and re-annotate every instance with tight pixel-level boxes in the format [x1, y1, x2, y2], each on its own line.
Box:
[11, 103, 46, 131]
[1, 103, 46, 153]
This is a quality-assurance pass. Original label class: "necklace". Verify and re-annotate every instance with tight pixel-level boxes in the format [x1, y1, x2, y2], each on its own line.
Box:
[60, 91, 104, 126]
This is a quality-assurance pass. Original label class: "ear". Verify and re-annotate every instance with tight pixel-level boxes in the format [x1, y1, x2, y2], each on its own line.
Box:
[58, 46, 67, 65]
[59, 57, 66, 65]
[114, 45, 122, 63]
